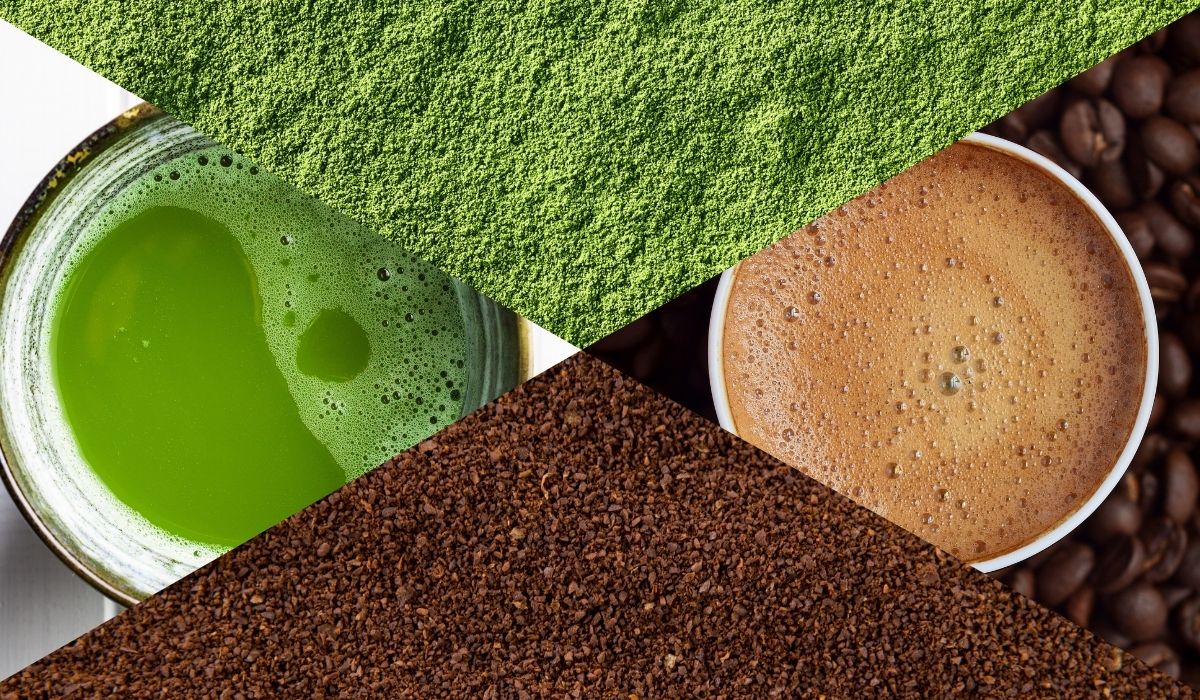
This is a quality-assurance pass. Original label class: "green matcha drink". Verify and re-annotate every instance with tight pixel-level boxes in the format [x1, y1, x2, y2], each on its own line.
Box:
[46, 133, 478, 548]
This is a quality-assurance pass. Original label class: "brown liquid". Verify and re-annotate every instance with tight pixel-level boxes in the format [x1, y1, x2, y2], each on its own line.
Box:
[721, 141, 1147, 562]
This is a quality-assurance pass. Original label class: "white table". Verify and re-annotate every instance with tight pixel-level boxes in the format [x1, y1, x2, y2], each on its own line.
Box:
[0, 19, 135, 677]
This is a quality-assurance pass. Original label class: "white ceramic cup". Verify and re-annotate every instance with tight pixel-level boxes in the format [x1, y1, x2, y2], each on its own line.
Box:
[707, 132, 1160, 573]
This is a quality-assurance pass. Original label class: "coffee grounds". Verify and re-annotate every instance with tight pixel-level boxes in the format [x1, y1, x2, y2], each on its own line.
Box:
[0, 354, 1186, 697]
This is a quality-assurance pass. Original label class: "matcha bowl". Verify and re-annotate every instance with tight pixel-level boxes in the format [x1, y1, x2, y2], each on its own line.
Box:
[0, 106, 538, 604]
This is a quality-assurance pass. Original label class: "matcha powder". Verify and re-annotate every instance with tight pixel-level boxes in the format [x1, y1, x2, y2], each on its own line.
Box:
[2, 1, 1194, 345]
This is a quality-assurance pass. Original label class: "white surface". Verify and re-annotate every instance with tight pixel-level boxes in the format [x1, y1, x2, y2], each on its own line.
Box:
[0, 19, 138, 678]
[527, 321, 579, 376]
[707, 132, 1159, 574]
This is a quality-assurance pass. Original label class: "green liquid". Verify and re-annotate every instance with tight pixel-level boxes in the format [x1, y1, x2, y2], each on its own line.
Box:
[51, 145, 473, 548]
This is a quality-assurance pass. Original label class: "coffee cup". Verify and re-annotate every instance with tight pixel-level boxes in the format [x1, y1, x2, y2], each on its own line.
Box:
[708, 132, 1158, 572]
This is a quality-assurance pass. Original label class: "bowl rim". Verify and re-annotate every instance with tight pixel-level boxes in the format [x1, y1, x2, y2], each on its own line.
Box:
[0, 102, 163, 606]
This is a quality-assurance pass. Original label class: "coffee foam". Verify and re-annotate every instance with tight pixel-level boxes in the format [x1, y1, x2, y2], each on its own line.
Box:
[722, 141, 1147, 561]
[53, 147, 469, 487]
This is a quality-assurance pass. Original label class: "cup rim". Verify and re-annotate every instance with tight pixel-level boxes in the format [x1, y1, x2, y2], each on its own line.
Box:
[0, 104, 537, 605]
[708, 131, 1159, 573]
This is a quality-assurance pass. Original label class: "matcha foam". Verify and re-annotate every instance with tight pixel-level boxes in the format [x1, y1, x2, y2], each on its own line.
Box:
[54, 145, 470, 483]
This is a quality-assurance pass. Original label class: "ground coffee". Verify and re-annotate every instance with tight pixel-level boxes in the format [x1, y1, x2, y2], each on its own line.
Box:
[0, 355, 1185, 697]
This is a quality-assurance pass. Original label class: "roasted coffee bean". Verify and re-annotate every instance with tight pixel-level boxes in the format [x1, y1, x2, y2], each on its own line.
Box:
[1170, 175, 1200, 229]
[1130, 642, 1182, 680]
[1151, 395, 1169, 431]
[1112, 55, 1172, 118]
[1174, 539, 1200, 589]
[1120, 470, 1142, 501]
[1133, 433, 1170, 474]
[1009, 567, 1035, 599]
[1071, 54, 1120, 96]
[1165, 585, 1194, 610]
[1143, 116, 1200, 176]
[1026, 129, 1083, 180]
[1088, 497, 1143, 544]
[1060, 98, 1126, 166]
[1143, 519, 1189, 583]
[1139, 28, 1171, 55]
[1142, 201, 1196, 259]
[1181, 313, 1200, 356]
[1092, 620, 1133, 650]
[1127, 134, 1167, 198]
[1166, 450, 1200, 523]
[1116, 210, 1157, 259]
[1171, 400, 1200, 440]
[1066, 586, 1095, 628]
[994, 89, 1061, 142]
[1172, 14, 1200, 67]
[1092, 536, 1146, 594]
[1142, 471, 1163, 514]
[1107, 582, 1169, 642]
[1162, 334, 1195, 399]
[1168, 69, 1200, 123]
[1037, 541, 1095, 605]
[1088, 159, 1137, 210]
[1179, 598, 1200, 653]
[1143, 262, 1188, 302]
[1026, 539, 1063, 571]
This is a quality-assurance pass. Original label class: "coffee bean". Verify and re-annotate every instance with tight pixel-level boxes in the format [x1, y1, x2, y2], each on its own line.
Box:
[1181, 313, 1200, 356]
[1066, 586, 1095, 627]
[1092, 620, 1133, 650]
[1162, 334, 1195, 399]
[1142, 201, 1196, 259]
[1171, 399, 1200, 440]
[1166, 450, 1200, 523]
[1139, 28, 1171, 55]
[1169, 175, 1200, 229]
[1088, 160, 1136, 210]
[1060, 98, 1126, 166]
[1071, 54, 1121, 96]
[994, 89, 1061, 142]
[1116, 210, 1157, 259]
[1171, 14, 1200, 68]
[1133, 433, 1170, 475]
[1151, 395, 1169, 431]
[1037, 541, 1095, 605]
[1112, 55, 1172, 118]
[1130, 641, 1181, 679]
[1143, 519, 1189, 583]
[1142, 471, 1163, 514]
[1168, 69, 1200, 123]
[1026, 129, 1083, 180]
[1143, 262, 1188, 302]
[1088, 497, 1143, 544]
[1107, 582, 1169, 642]
[1127, 134, 1167, 198]
[1180, 598, 1200, 655]
[1143, 116, 1200, 176]
[1174, 539, 1200, 589]
[1009, 567, 1035, 599]
[1092, 536, 1146, 594]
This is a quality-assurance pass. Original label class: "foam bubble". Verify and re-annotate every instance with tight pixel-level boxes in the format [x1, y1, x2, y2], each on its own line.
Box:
[53, 146, 470, 485]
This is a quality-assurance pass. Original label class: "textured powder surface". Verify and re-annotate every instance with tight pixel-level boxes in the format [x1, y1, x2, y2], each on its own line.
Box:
[0, 355, 1187, 697]
[1, 3, 1194, 346]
